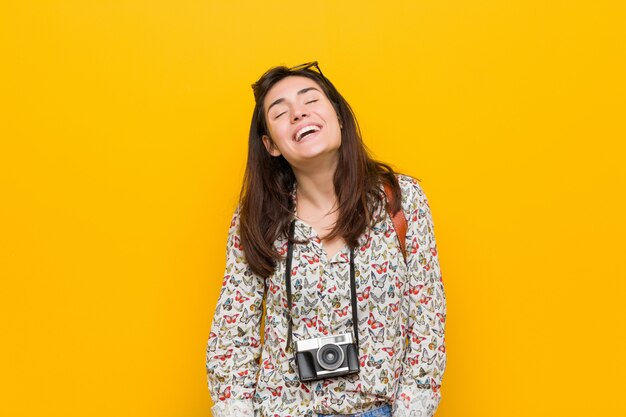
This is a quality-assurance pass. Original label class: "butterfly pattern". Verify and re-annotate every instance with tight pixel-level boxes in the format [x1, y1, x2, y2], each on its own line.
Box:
[207, 175, 446, 417]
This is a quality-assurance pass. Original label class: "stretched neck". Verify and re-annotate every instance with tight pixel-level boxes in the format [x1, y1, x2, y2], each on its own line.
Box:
[292, 157, 338, 213]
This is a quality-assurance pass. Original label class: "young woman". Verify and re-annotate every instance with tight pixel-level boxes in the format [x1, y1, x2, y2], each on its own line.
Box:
[206, 62, 446, 417]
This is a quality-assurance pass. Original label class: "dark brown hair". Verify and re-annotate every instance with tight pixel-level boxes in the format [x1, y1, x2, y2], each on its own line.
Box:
[239, 64, 402, 277]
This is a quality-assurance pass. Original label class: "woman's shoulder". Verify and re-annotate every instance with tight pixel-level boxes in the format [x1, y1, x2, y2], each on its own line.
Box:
[394, 173, 427, 212]
[395, 173, 422, 191]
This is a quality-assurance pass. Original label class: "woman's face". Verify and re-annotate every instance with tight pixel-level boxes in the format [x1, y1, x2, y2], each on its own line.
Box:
[261, 76, 342, 170]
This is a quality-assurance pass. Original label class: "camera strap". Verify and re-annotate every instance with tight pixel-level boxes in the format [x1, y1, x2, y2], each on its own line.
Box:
[284, 220, 359, 353]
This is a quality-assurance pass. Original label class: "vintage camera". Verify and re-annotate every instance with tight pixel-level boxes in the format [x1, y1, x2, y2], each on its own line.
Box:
[294, 332, 360, 382]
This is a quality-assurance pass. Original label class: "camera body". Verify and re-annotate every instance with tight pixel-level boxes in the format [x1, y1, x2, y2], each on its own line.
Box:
[294, 332, 360, 382]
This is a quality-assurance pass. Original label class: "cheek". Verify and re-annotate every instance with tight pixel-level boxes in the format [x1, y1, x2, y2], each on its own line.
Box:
[268, 124, 292, 146]
[324, 108, 341, 128]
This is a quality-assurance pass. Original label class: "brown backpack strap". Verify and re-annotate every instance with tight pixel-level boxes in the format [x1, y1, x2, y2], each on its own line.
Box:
[383, 182, 408, 261]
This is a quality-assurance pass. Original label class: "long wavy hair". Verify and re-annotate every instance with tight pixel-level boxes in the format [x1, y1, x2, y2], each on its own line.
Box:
[240, 64, 402, 277]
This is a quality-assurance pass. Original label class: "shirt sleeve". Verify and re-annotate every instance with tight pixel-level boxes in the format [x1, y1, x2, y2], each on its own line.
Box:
[206, 208, 265, 417]
[393, 178, 447, 417]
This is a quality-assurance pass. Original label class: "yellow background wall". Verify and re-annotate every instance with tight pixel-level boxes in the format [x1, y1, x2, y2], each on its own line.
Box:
[1, 1, 624, 416]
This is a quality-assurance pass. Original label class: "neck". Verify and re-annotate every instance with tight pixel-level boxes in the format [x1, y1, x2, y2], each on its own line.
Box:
[292, 157, 338, 212]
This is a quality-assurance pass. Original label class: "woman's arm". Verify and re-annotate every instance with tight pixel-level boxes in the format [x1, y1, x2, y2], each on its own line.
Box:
[206, 208, 265, 417]
[393, 177, 447, 417]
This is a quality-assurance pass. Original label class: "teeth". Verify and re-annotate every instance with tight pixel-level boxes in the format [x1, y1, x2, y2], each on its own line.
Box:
[295, 125, 320, 141]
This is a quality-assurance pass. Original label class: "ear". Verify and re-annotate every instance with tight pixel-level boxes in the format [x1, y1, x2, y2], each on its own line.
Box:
[262, 134, 282, 157]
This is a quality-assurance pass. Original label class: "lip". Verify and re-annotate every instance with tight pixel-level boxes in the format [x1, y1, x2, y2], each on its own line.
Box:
[293, 123, 322, 142]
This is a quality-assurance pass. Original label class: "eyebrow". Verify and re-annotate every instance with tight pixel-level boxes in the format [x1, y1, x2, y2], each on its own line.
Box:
[266, 87, 321, 114]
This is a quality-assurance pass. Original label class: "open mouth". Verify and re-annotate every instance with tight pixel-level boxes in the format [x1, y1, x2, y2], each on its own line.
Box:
[294, 125, 321, 142]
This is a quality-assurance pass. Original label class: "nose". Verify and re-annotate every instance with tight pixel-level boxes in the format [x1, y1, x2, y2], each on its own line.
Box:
[291, 104, 309, 123]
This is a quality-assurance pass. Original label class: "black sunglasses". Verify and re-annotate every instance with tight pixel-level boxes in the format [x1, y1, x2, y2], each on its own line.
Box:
[288, 61, 330, 87]
[288, 61, 324, 76]
[252, 61, 331, 104]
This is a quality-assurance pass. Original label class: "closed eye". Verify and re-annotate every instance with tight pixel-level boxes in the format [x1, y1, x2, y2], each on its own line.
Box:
[273, 98, 317, 119]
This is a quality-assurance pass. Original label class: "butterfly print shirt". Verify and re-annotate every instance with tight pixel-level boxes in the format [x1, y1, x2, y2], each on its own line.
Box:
[206, 175, 447, 417]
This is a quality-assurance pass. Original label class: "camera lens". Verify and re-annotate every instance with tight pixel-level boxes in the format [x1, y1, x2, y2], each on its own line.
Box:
[317, 344, 344, 370]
